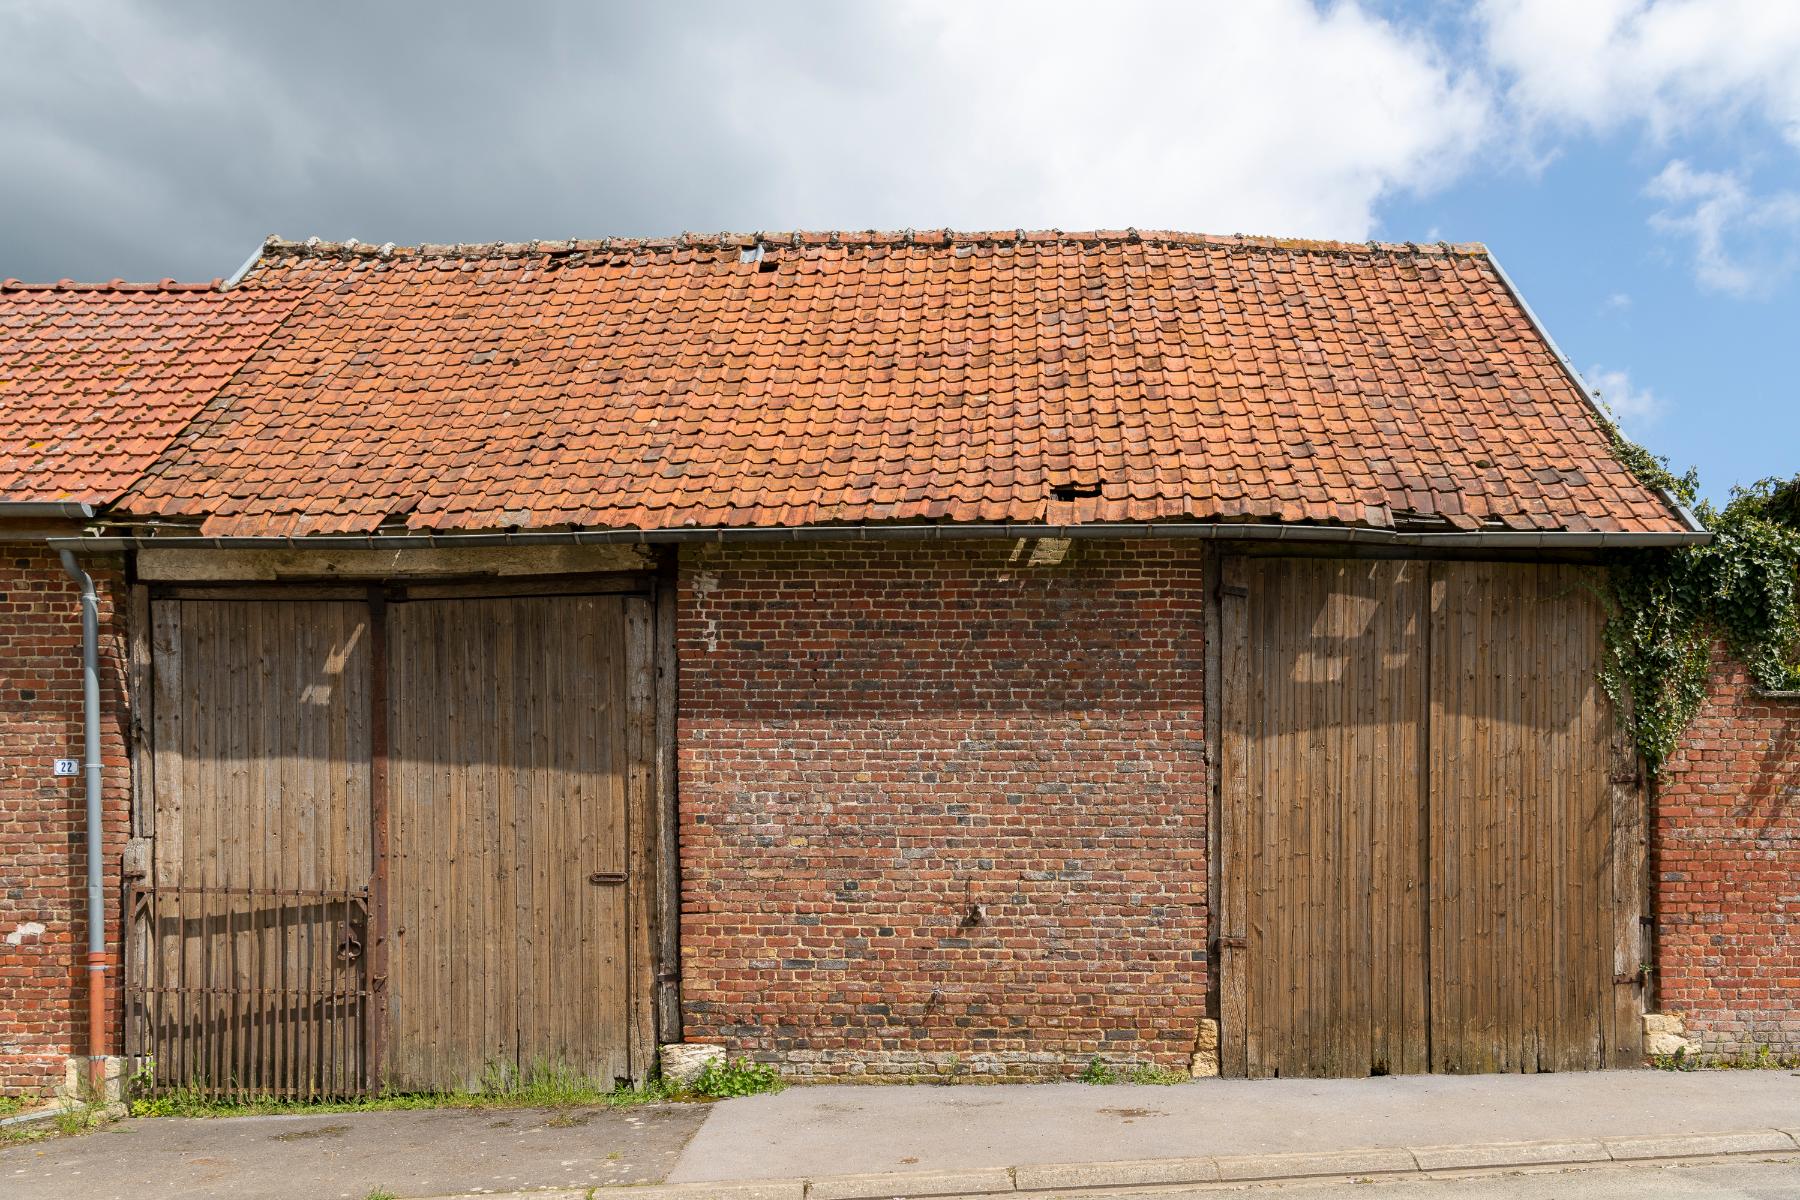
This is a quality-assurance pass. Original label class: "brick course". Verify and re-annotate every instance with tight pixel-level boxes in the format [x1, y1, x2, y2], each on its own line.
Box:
[0, 549, 128, 1097]
[1654, 649, 1800, 1056]
[677, 540, 1211, 1079]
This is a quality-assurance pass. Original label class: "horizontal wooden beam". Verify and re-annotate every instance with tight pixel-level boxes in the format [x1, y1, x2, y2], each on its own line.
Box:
[137, 544, 654, 582]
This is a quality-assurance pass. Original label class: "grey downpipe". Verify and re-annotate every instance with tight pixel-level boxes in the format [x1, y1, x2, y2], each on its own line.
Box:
[57, 550, 107, 1094]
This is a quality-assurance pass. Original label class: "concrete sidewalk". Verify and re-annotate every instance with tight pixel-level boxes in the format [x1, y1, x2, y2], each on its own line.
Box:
[670, 1070, 1800, 1182]
[3, 1070, 1796, 1199]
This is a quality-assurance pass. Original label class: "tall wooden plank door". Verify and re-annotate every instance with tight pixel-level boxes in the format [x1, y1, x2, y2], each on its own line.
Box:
[384, 595, 650, 1091]
[136, 599, 373, 1098]
[1427, 562, 1642, 1072]
[1219, 558, 1430, 1078]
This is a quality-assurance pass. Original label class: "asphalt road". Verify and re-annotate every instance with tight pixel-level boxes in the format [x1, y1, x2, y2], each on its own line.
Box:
[0, 1102, 708, 1200]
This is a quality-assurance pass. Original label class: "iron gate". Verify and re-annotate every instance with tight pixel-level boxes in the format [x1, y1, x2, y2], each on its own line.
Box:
[125, 883, 372, 1099]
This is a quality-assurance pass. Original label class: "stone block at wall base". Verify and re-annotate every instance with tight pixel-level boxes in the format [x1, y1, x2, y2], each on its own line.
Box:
[57, 1055, 125, 1105]
[1191, 1018, 1220, 1078]
[1643, 1013, 1700, 1060]
[660, 1043, 726, 1087]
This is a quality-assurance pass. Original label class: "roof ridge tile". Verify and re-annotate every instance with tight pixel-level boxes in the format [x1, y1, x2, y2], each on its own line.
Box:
[252, 228, 1490, 265]
[0, 278, 225, 294]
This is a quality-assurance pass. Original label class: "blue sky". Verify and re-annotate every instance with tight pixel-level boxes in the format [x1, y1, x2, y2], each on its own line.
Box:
[1373, 1, 1800, 504]
[1, 0, 1795, 503]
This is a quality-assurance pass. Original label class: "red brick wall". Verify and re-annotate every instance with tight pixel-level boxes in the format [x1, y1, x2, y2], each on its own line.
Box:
[677, 540, 1211, 1079]
[0, 549, 129, 1097]
[1656, 649, 1800, 1056]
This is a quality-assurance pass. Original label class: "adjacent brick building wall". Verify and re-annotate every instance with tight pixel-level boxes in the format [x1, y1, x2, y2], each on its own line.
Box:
[677, 540, 1211, 1079]
[1655, 649, 1800, 1057]
[0, 549, 129, 1097]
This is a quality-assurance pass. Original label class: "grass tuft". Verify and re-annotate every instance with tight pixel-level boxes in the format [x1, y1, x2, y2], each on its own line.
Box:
[126, 1055, 778, 1119]
[1078, 1056, 1117, 1085]
[1652, 1043, 1800, 1072]
[689, 1057, 783, 1099]
[1078, 1056, 1189, 1085]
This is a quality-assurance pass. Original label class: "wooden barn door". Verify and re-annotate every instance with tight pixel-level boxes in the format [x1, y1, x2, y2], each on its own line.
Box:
[1427, 563, 1644, 1072]
[132, 599, 375, 1098]
[133, 584, 661, 1098]
[383, 594, 656, 1091]
[1218, 558, 1644, 1078]
[1217, 559, 1431, 1078]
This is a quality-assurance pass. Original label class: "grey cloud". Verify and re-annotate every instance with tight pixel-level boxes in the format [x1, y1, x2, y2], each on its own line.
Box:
[1, 0, 1486, 281]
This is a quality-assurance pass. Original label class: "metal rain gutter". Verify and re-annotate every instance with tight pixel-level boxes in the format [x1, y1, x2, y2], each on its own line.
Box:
[0, 501, 97, 519]
[49, 521, 1712, 552]
[1485, 252, 1709, 539]
[55, 549, 107, 1097]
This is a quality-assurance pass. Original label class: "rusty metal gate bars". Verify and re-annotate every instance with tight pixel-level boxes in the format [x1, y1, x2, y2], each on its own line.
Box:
[124, 883, 372, 1100]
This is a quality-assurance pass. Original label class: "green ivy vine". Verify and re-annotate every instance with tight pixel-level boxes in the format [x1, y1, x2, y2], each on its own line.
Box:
[1601, 432, 1800, 769]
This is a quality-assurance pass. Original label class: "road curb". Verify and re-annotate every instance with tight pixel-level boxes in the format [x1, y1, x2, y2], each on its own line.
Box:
[1600, 1130, 1797, 1160]
[417, 1127, 1800, 1200]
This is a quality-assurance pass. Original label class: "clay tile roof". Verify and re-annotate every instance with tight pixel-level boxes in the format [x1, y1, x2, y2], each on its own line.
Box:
[108, 229, 1685, 537]
[0, 279, 300, 505]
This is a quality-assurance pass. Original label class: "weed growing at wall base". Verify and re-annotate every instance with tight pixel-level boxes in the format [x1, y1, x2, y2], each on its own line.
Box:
[125, 1056, 781, 1119]
[1078, 1057, 1190, 1085]
[1652, 1044, 1800, 1072]
[689, 1057, 783, 1098]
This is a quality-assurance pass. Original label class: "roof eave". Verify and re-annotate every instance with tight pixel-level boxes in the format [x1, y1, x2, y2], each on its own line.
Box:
[52, 520, 1711, 553]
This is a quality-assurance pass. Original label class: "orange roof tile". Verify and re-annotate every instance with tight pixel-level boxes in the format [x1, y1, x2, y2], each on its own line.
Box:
[0, 279, 298, 505]
[111, 230, 1684, 536]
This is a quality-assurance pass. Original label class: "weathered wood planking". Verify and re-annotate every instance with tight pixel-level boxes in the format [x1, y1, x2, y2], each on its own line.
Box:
[652, 567, 682, 1045]
[1219, 558, 1643, 1078]
[136, 599, 373, 1096]
[1427, 562, 1630, 1073]
[1221, 558, 1428, 1078]
[384, 596, 641, 1091]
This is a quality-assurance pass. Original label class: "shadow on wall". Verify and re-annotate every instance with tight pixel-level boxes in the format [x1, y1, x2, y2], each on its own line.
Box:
[1744, 705, 1800, 836]
[683, 541, 1208, 718]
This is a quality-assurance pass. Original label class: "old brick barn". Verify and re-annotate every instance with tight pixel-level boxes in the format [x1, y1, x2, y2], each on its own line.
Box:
[1, 230, 1794, 1099]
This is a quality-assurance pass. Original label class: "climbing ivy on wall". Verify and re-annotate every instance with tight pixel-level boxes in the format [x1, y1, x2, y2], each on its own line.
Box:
[1601, 434, 1800, 770]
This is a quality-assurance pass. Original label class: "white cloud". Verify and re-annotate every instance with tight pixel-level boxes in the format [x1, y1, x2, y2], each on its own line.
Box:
[1477, 2, 1800, 297]
[718, 0, 1494, 240]
[1645, 160, 1800, 294]
[1585, 365, 1664, 427]
[1600, 291, 1632, 314]
[1480, 0, 1800, 148]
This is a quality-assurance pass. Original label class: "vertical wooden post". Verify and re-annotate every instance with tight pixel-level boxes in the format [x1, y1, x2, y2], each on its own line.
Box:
[624, 595, 658, 1082]
[653, 560, 682, 1047]
[1608, 690, 1648, 1067]
[366, 591, 390, 1092]
[1216, 557, 1251, 1078]
[124, 584, 153, 1068]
